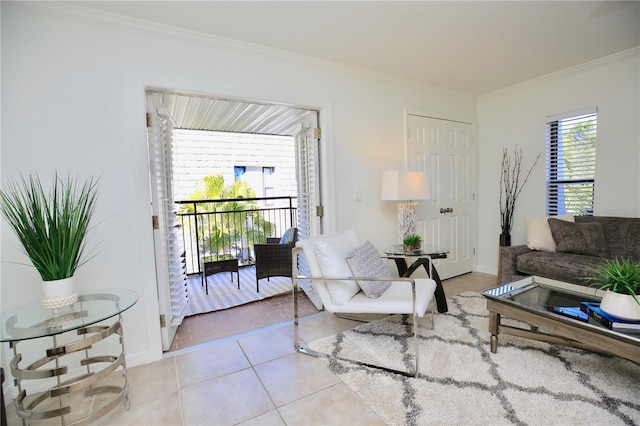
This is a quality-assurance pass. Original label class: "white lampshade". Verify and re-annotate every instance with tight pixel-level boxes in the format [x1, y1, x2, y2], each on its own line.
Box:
[380, 170, 430, 201]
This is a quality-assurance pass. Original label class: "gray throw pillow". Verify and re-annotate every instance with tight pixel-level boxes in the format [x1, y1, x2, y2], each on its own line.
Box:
[548, 218, 607, 257]
[345, 240, 391, 298]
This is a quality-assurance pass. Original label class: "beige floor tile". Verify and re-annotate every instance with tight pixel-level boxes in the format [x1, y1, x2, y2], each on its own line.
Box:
[237, 409, 286, 425]
[254, 352, 341, 407]
[93, 390, 183, 426]
[278, 382, 385, 425]
[174, 340, 251, 388]
[125, 357, 179, 404]
[180, 368, 274, 425]
[236, 325, 297, 365]
[296, 313, 362, 344]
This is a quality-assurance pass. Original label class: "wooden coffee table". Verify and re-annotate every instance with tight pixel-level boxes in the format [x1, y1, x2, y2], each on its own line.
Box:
[483, 276, 640, 364]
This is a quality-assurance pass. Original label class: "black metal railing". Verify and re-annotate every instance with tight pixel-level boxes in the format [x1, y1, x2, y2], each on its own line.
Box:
[176, 196, 297, 274]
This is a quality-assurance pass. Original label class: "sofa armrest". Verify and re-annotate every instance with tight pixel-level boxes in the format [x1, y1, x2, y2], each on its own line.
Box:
[498, 244, 533, 284]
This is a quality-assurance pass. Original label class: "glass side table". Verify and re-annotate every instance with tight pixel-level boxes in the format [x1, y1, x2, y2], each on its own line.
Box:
[383, 245, 449, 313]
[1, 289, 138, 425]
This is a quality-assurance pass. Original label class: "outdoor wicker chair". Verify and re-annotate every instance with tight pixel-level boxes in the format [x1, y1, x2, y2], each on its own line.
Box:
[254, 227, 298, 292]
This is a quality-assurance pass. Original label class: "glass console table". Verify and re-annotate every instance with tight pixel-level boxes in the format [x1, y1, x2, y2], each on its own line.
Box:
[1, 289, 138, 425]
[383, 244, 449, 313]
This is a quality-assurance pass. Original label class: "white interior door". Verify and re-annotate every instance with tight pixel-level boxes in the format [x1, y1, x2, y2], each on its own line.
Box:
[406, 114, 475, 279]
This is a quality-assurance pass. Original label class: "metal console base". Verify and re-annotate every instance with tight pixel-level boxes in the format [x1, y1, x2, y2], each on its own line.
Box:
[10, 315, 130, 426]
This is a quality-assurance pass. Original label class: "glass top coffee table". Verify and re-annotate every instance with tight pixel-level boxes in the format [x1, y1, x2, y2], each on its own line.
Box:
[483, 276, 640, 364]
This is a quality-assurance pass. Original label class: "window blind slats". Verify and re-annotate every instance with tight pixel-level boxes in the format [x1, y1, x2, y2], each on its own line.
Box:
[546, 111, 597, 216]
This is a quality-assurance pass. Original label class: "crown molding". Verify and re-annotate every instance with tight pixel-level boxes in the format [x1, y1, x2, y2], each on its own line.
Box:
[5, 1, 475, 100]
[478, 46, 640, 101]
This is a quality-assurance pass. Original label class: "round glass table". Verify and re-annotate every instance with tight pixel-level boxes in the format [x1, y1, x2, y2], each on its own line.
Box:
[383, 244, 449, 313]
[1, 289, 138, 425]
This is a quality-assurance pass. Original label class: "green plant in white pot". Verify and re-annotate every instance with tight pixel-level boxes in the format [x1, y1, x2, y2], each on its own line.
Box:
[403, 233, 422, 253]
[0, 172, 98, 308]
[587, 258, 640, 321]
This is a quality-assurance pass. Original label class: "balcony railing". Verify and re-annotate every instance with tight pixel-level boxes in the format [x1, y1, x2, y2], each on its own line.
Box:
[176, 196, 297, 275]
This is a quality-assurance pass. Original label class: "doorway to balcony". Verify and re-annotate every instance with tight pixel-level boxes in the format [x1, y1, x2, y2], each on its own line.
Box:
[146, 89, 322, 351]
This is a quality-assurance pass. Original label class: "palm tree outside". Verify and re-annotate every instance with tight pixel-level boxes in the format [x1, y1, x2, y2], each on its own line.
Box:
[180, 175, 275, 261]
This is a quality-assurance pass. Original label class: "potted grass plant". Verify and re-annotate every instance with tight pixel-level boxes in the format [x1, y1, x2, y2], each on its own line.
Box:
[0, 172, 98, 308]
[587, 258, 640, 321]
[403, 233, 422, 254]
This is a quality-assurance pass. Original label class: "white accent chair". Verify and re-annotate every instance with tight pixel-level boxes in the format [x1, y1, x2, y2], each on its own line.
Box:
[292, 230, 437, 377]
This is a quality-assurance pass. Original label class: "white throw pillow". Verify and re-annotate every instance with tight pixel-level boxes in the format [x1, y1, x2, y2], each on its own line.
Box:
[314, 231, 361, 305]
[525, 214, 574, 251]
[345, 241, 391, 298]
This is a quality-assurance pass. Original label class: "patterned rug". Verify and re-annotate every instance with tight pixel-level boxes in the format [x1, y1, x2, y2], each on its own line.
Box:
[186, 266, 292, 316]
[309, 291, 640, 425]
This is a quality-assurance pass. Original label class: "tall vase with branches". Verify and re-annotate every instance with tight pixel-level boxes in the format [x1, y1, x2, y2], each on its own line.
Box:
[499, 146, 540, 246]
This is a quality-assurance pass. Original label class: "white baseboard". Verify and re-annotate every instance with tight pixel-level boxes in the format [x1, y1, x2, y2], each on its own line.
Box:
[475, 265, 498, 276]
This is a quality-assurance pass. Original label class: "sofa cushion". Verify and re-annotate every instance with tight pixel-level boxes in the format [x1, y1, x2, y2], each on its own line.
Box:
[575, 216, 640, 261]
[516, 251, 606, 285]
[314, 231, 361, 305]
[525, 214, 574, 252]
[345, 241, 391, 298]
[548, 219, 607, 257]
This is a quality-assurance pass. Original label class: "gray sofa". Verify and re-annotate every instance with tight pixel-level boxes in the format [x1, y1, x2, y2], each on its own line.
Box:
[499, 216, 640, 285]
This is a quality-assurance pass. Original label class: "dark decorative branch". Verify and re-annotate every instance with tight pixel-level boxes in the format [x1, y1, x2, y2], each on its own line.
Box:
[499, 146, 540, 235]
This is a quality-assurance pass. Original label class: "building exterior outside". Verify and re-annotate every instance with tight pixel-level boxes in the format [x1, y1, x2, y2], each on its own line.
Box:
[173, 129, 297, 203]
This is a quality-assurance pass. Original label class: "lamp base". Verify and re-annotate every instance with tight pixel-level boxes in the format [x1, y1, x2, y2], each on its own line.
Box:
[397, 202, 417, 243]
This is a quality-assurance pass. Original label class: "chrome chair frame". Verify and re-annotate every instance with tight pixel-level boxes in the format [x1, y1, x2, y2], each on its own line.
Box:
[292, 246, 433, 378]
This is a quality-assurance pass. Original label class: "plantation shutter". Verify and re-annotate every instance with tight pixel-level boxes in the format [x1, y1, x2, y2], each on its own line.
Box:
[294, 112, 321, 240]
[546, 108, 597, 216]
[293, 113, 324, 309]
[147, 91, 189, 350]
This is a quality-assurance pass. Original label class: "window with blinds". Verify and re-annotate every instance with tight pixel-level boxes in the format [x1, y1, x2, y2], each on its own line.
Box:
[546, 108, 597, 216]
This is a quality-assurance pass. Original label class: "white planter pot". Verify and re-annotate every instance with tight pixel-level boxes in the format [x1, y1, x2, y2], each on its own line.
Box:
[600, 290, 640, 321]
[42, 276, 78, 309]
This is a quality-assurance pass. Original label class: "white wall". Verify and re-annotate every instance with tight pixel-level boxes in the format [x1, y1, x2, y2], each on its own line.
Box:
[476, 48, 640, 275]
[0, 1, 475, 374]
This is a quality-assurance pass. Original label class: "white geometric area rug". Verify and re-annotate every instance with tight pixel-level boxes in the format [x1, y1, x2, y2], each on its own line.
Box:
[309, 292, 640, 425]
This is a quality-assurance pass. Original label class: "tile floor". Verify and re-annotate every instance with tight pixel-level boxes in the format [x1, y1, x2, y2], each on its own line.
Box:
[5, 272, 497, 425]
[170, 288, 319, 351]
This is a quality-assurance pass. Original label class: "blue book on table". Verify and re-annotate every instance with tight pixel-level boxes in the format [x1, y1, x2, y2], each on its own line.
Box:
[580, 302, 640, 333]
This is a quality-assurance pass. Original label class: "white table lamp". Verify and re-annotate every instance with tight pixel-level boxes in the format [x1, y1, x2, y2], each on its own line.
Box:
[381, 170, 430, 243]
